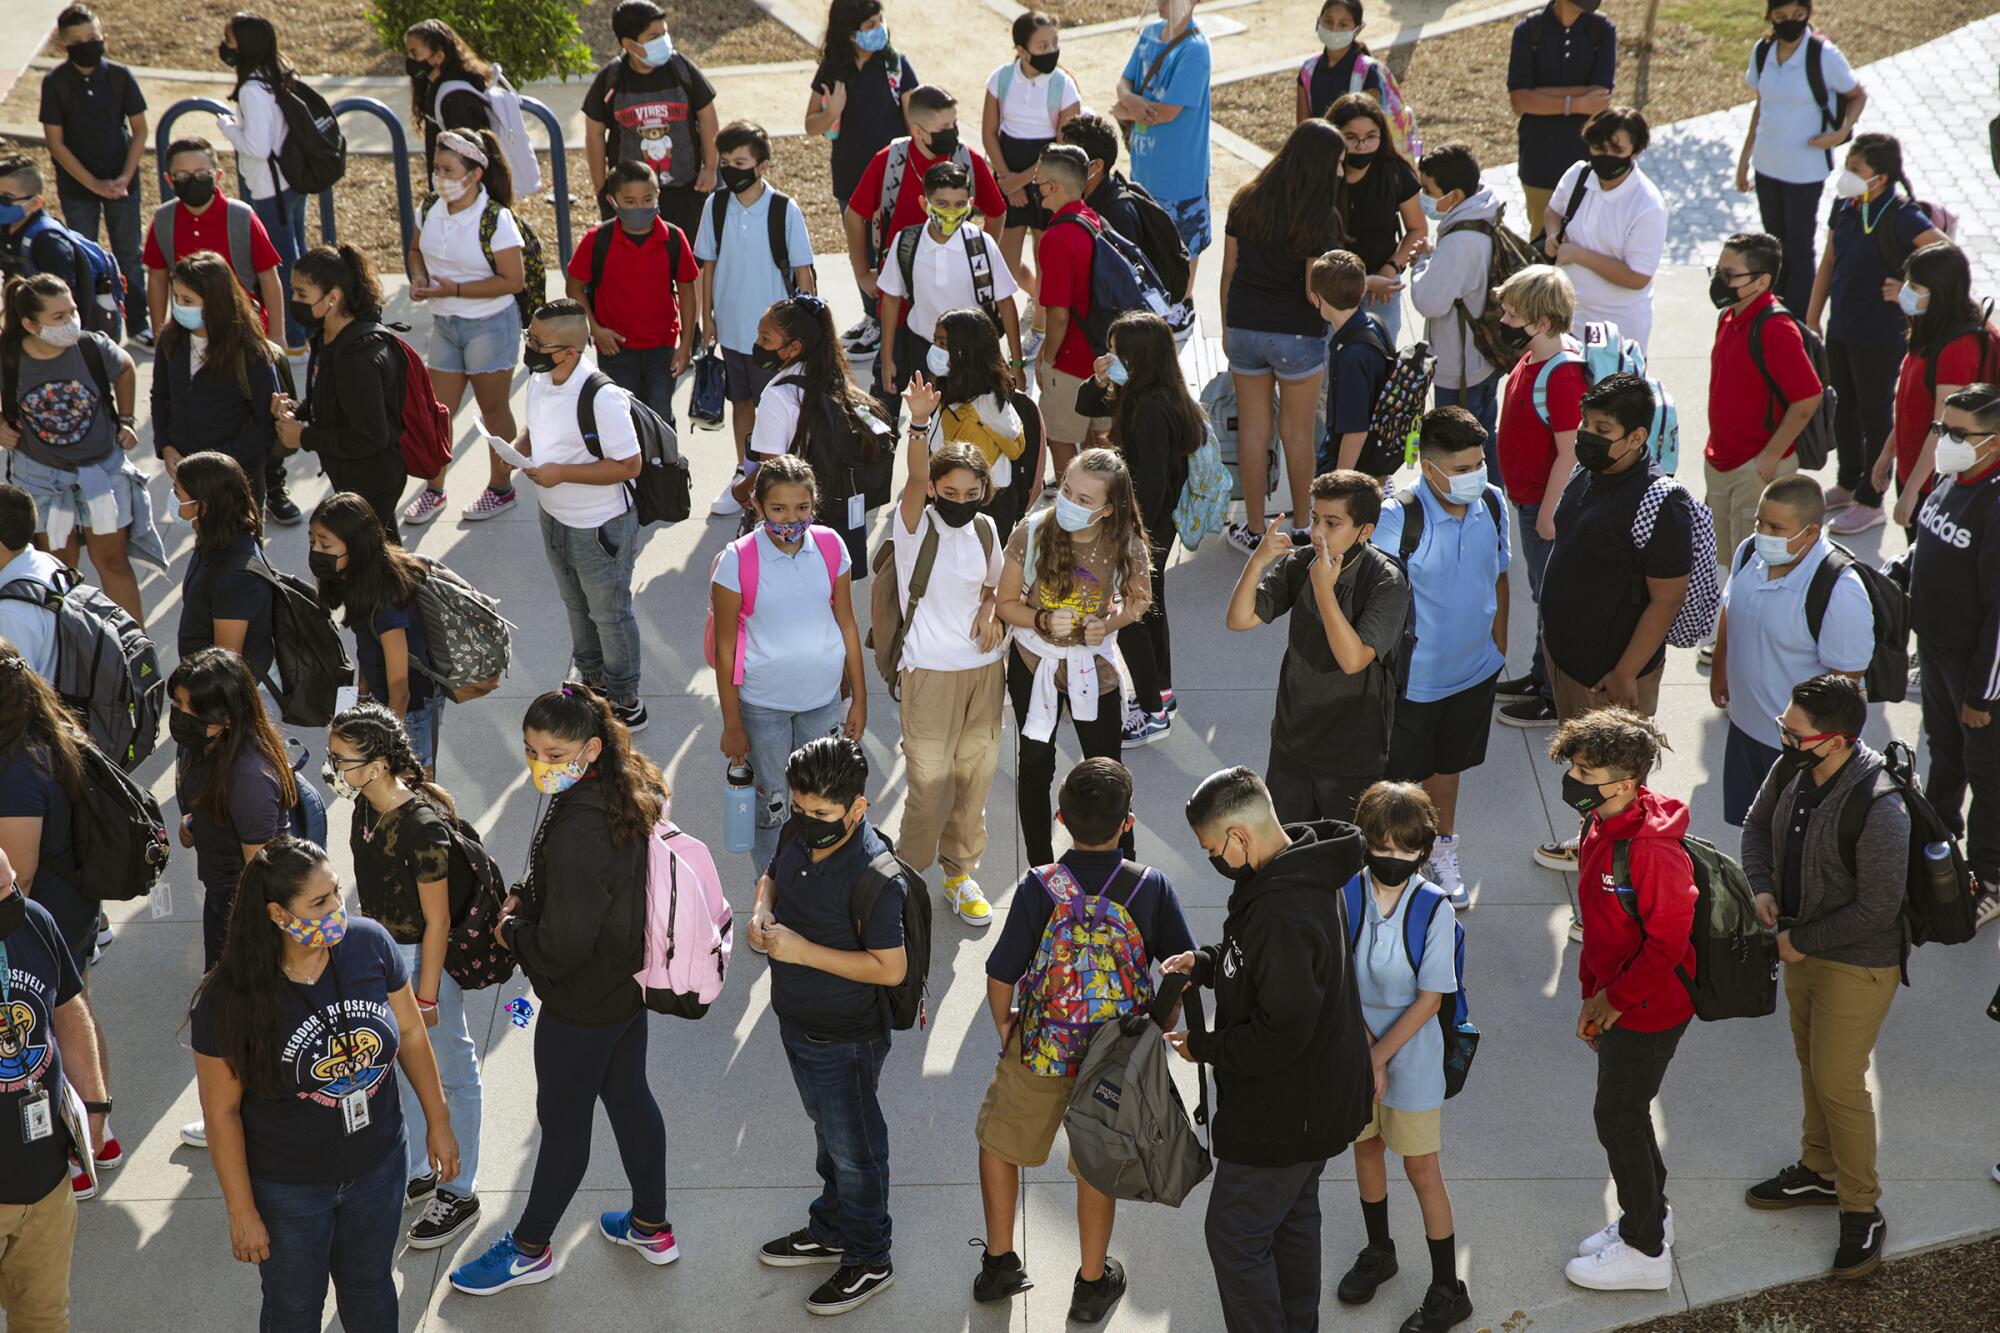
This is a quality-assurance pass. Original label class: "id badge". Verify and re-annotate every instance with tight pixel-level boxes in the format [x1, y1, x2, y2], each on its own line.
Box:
[847, 493, 865, 531]
[339, 1088, 371, 1135]
[335, 685, 359, 714]
[20, 1086, 53, 1143]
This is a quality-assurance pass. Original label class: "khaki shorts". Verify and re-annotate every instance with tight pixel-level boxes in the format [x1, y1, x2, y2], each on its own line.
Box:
[1354, 1101, 1443, 1159]
[975, 1030, 1078, 1170]
[1038, 366, 1112, 446]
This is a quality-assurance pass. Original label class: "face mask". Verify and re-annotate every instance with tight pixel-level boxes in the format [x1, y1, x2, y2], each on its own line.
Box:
[434, 174, 470, 203]
[0, 889, 24, 942]
[1934, 432, 1982, 476]
[789, 808, 850, 850]
[1709, 271, 1746, 309]
[1054, 494, 1101, 532]
[637, 35, 673, 66]
[321, 760, 369, 802]
[1774, 740, 1825, 780]
[616, 204, 657, 234]
[1105, 355, 1130, 386]
[751, 344, 785, 372]
[1318, 25, 1356, 51]
[277, 901, 348, 948]
[927, 202, 972, 238]
[170, 300, 205, 330]
[1367, 852, 1420, 887]
[288, 297, 325, 336]
[934, 495, 982, 527]
[1833, 169, 1872, 199]
[764, 517, 811, 543]
[855, 24, 890, 53]
[217, 42, 238, 67]
[307, 549, 342, 580]
[1772, 18, 1810, 42]
[1027, 49, 1061, 75]
[718, 164, 759, 195]
[1419, 193, 1441, 220]
[1431, 461, 1488, 506]
[0, 201, 23, 226]
[1754, 529, 1806, 567]
[528, 754, 589, 795]
[1574, 429, 1625, 474]
[1345, 148, 1378, 170]
[68, 40, 105, 67]
[1574, 0, 1603, 11]
[1588, 153, 1632, 183]
[1496, 320, 1533, 352]
[925, 342, 951, 378]
[1208, 834, 1257, 883]
[522, 346, 560, 375]
[1561, 771, 1614, 816]
[170, 709, 212, 749]
[1898, 284, 1927, 317]
[926, 126, 960, 159]
[172, 175, 218, 208]
[405, 56, 433, 79]
[33, 318, 82, 348]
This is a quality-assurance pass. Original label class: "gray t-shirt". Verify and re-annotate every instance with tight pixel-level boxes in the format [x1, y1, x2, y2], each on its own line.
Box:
[1254, 542, 1409, 777]
[13, 332, 128, 469]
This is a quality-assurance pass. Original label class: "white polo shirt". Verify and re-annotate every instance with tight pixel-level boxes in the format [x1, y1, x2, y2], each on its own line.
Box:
[875, 223, 1021, 348]
[523, 357, 639, 528]
[1744, 36, 1859, 186]
[417, 188, 523, 321]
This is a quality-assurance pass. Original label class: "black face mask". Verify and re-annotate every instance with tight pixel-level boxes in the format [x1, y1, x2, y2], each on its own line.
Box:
[1573, 429, 1625, 474]
[287, 297, 324, 336]
[1573, 0, 1603, 11]
[1496, 321, 1533, 352]
[1772, 18, 1810, 43]
[1208, 834, 1258, 883]
[934, 496, 982, 528]
[217, 42, 238, 68]
[522, 347, 560, 374]
[719, 164, 759, 195]
[1367, 852, 1420, 887]
[307, 550, 342, 580]
[405, 56, 434, 79]
[926, 126, 960, 159]
[169, 708, 213, 749]
[1561, 772, 1613, 816]
[1027, 48, 1061, 75]
[1708, 271, 1744, 310]
[1775, 740, 1829, 781]
[0, 888, 24, 941]
[172, 176, 218, 209]
[1588, 153, 1633, 183]
[68, 40, 105, 68]
[789, 809, 850, 851]
[751, 345, 785, 372]
[1345, 149, 1377, 170]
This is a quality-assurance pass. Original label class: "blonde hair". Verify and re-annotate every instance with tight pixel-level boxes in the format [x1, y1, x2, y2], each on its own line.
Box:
[1497, 264, 1575, 332]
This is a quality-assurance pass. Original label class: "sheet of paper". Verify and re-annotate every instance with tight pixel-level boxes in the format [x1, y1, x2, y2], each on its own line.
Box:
[471, 415, 535, 470]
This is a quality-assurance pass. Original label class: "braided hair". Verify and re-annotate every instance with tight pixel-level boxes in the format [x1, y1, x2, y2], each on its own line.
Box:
[329, 701, 454, 816]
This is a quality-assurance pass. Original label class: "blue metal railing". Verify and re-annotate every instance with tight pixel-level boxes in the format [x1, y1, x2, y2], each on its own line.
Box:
[519, 96, 572, 263]
[326, 98, 416, 266]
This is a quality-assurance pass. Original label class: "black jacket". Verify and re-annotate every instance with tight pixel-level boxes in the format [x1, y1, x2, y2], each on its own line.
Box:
[1077, 378, 1192, 549]
[505, 775, 649, 1025]
[151, 336, 279, 469]
[1186, 820, 1373, 1167]
[300, 320, 404, 464]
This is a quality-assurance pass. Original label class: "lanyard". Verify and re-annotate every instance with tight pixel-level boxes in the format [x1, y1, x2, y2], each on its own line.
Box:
[289, 951, 360, 1074]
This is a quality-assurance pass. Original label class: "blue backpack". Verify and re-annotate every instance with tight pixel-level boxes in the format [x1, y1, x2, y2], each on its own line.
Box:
[18, 212, 126, 338]
[1341, 874, 1479, 1099]
[1049, 212, 1172, 355]
[283, 739, 329, 849]
[1531, 322, 1680, 475]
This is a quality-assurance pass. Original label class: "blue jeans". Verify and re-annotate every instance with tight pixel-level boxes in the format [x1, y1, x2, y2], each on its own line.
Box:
[1516, 500, 1556, 699]
[740, 696, 846, 870]
[1436, 372, 1501, 480]
[600, 345, 678, 430]
[537, 504, 641, 707]
[249, 1138, 404, 1332]
[779, 1021, 892, 1267]
[252, 190, 311, 346]
[1365, 286, 1404, 347]
[394, 942, 481, 1197]
[56, 186, 146, 336]
[403, 695, 442, 771]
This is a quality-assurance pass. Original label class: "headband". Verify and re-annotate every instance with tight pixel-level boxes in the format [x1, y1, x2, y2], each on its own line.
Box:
[436, 130, 488, 168]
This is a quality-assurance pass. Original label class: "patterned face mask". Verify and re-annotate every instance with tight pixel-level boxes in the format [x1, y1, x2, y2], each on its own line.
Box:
[277, 900, 348, 948]
[528, 754, 589, 794]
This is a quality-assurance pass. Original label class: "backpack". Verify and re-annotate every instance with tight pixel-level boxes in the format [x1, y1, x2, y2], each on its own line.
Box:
[874, 137, 973, 256]
[1294, 51, 1423, 159]
[1532, 324, 1681, 474]
[434, 65, 541, 194]
[866, 510, 997, 697]
[230, 341, 298, 406]
[576, 371, 692, 525]
[408, 556, 515, 702]
[441, 815, 518, 990]
[1869, 194, 1958, 276]
[846, 841, 932, 1031]
[1048, 212, 1173, 355]
[16, 214, 124, 337]
[586, 219, 691, 313]
[1119, 176, 1192, 306]
[1342, 324, 1436, 477]
[791, 393, 895, 523]
[150, 197, 256, 293]
[439, 195, 546, 330]
[1614, 833, 1777, 1022]
[351, 328, 453, 480]
[0, 564, 163, 771]
[1064, 970, 1211, 1206]
[1633, 477, 1720, 648]
[1833, 740, 1978, 950]
[1753, 33, 1857, 170]
[1747, 304, 1835, 470]
[0, 329, 114, 435]
[1199, 369, 1277, 501]
[706, 187, 805, 295]
[271, 76, 347, 194]
[1729, 539, 1910, 704]
[689, 347, 727, 428]
[1174, 419, 1231, 550]
[1923, 318, 2000, 398]
[1340, 875, 1479, 1098]
[1016, 862, 1154, 1077]
[993, 60, 1069, 135]
[704, 526, 846, 684]
[283, 738, 328, 848]
[1437, 206, 1538, 379]
[208, 549, 355, 727]
[894, 223, 999, 322]
[636, 820, 734, 1019]
[52, 736, 171, 903]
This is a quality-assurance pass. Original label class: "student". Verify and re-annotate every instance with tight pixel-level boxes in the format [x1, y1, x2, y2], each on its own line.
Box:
[879, 162, 1024, 409]
[1492, 264, 1583, 727]
[714, 454, 867, 873]
[0, 485, 63, 679]
[1330, 94, 1426, 346]
[1711, 476, 1873, 826]
[216, 13, 307, 351]
[1734, 3, 1866, 317]
[404, 128, 526, 526]
[1298, 0, 1391, 122]
[1739, 673, 1906, 1278]
[1410, 142, 1503, 451]
[1545, 107, 1667, 351]
[748, 736, 909, 1317]
[1335, 781, 1472, 1333]
[1805, 132, 1949, 533]
[1312, 248, 1395, 481]
[401, 19, 494, 173]
[38, 5, 148, 345]
[0, 272, 144, 623]
[1507, 0, 1617, 230]
[1115, 0, 1213, 328]
[1061, 111, 1147, 253]
[922, 307, 1030, 538]
[151, 253, 282, 511]
[451, 687, 674, 1294]
[1227, 469, 1409, 825]
[1705, 231, 1822, 570]
[884, 419, 1006, 926]
[692, 123, 817, 513]
[275, 245, 410, 543]
[1164, 766, 1371, 1333]
[982, 10, 1081, 298]
[1371, 409, 1508, 905]
[1032, 145, 1104, 477]
[192, 838, 456, 1328]
[324, 703, 483, 1248]
[1877, 242, 1994, 525]
[1218, 120, 1348, 551]
[994, 449, 1153, 866]
[973, 758, 1194, 1321]
[308, 494, 444, 769]
[511, 299, 648, 732]
[581, 0, 719, 239]
[1549, 709, 1695, 1294]
[173, 451, 275, 678]
[805, 0, 921, 358]
[0, 156, 97, 308]
[142, 138, 284, 344]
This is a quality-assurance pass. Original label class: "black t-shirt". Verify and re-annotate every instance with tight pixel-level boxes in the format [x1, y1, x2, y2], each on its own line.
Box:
[350, 797, 456, 946]
[189, 917, 407, 1184]
[582, 55, 718, 190]
[1340, 156, 1419, 275]
[37, 60, 146, 188]
[179, 742, 291, 896]
[1253, 542, 1409, 776]
[0, 898, 84, 1204]
[814, 51, 920, 205]
[1541, 460, 1694, 684]
[0, 751, 91, 960]
[767, 820, 907, 1041]
[1223, 222, 1324, 337]
[181, 535, 276, 681]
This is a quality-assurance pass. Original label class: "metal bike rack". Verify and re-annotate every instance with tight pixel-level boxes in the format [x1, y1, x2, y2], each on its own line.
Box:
[518, 95, 573, 265]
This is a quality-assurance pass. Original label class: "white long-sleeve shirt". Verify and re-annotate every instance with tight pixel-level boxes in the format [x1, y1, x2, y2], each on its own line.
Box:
[219, 78, 289, 201]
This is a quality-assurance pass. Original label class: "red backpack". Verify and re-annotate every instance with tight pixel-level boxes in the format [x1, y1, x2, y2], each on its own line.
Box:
[372, 330, 454, 478]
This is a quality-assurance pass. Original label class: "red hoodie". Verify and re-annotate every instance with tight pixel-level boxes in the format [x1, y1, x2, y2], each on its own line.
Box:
[1577, 788, 1698, 1033]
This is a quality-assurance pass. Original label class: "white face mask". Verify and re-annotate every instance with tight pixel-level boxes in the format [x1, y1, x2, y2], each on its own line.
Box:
[1833, 169, 1875, 200]
[1934, 431, 1984, 476]
[1318, 24, 1356, 51]
[33, 317, 83, 348]
[434, 174, 470, 203]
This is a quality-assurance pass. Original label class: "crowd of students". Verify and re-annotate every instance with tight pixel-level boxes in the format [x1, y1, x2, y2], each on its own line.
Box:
[2, 0, 1999, 1329]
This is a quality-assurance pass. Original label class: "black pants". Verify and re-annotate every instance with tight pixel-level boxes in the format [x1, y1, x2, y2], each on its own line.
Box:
[517, 1007, 668, 1248]
[1755, 173, 1825, 317]
[1918, 642, 2000, 880]
[1827, 337, 1898, 507]
[1266, 747, 1377, 826]
[1204, 1157, 1327, 1333]
[1007, 646, 1129, 866]
[321, 452, 405, 545]
[201, 875, 237, 972]
[871, 322, 920, 427]
[1116, 543, 1173, 712]
[1594, 1020, 1687, 1256]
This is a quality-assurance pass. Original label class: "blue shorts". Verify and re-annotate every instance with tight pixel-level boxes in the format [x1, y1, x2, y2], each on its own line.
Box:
[1161, 191, 1212, 259]
[6, 449, 131, 537]
[1226, 328, 1328, 382]
[723, 347, 779, 404]
[428, 308, 520, 376]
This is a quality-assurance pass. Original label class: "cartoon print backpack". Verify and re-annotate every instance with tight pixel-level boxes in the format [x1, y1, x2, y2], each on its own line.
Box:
[636, 820, 734, 1019]
[1174, 419, 1231, 550]
[1296, 52, 1422, 159]
[1016, 862, 1154, 1077]
[1531, 322, 1681, 475]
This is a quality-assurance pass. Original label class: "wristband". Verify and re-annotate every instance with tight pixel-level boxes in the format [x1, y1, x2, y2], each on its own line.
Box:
[1564, 95, 1572, 116]
[908, 419, 931, 432]
[117, 414, 136, 427]
[1009, 357, 1026, 369]
[84, 1098, 113, 1114]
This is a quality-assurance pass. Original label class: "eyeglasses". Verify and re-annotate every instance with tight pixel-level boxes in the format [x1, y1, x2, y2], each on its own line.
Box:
[1341, 131, 1382, 150]
[168, 172, 216, 187]
[1774, 717, 1848, 747]
[1931, 422, 1997, 443]
[523, 334, 575, 353]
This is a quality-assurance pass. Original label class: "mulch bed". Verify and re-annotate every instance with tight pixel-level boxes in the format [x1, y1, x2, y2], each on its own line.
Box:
[1048, 0, 1153, 29]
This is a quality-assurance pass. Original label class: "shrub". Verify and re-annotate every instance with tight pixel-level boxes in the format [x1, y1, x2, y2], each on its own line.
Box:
[367, 0, 595, 85]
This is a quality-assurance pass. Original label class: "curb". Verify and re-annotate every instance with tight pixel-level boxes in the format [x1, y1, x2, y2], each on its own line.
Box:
[1212, 0, 1546, 87]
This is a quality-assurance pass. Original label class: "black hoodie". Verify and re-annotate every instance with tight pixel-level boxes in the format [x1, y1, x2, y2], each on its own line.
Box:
[1185, 820, 1373, 1167]
[504, 774, 649, 1025]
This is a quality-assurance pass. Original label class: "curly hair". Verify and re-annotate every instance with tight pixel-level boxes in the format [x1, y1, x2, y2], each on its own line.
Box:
[1548, 708, 1671, 784]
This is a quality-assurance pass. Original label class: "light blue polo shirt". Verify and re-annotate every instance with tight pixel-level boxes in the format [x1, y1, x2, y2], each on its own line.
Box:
[1370, 479, 1510, 703]
[713, 527, 852, 713]
[1120, 19, 1212, 205]
[1719, 537, 1875, 742]
[693, 185, 815, 354]
[1353, 873, 1458, 1113]
[1743, 36, 1858, 186]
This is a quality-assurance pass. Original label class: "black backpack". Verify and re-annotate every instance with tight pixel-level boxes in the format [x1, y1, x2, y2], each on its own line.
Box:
[790, 393, 894, 520]
[1730, 539, 1909, 704]
[1747, 304, 1836, 470]
[55, 736, 171, 903]
[1119, 176, 1192, 306]
[443, 815, 518, 990]
[0, 564, 164, 771]
[1835, 740, 1978, 951]
[847, 841, 933, 1031]
[1753, 34, 1857, 170]
[706, 187, 808, 295]
[271, 76, 347, 194]
[576, 370, 692, 525]
[1614, 834, 1777, 1022]
[207, 549, 355, 727]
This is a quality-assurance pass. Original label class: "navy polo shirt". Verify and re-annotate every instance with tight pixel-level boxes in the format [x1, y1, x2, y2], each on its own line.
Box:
[767, 819, 907, 1041]
[1507, 5, 1618, 190]
[1826, 194, 1935, 348]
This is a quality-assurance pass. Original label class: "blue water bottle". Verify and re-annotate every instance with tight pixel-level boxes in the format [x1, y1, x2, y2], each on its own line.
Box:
[725, 761, 755, 854]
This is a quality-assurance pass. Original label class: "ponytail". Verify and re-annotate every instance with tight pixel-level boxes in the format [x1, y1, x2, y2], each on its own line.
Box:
[521, 686, 666, 846]
[294, 243, 385, 323]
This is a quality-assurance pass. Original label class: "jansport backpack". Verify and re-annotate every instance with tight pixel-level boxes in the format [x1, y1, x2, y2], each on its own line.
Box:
[15, 213, 125, 337]
[576, 371, 693, 525]
[1048, 211, 1173, 354]
[846, 840, 933, 1031]
[442, 815, 517, 990]
[1633, 478, 1721, 649]
[55, 736, 171, 903]
[1340, 875, 1479, 1097]
[636, 821, 734, 1018]
[1016, 863, 1154, 1077]
[210, 551, 355, 727]
[1532, 323, 1681, 475]
[1834, 740, 1979, 950]
[704, 526, 846, 684]
[1343, 326, 1436, 477]
[1065, 970, 1210, 1206]
[1747, 303, 1836, 470]
[409, 557, 515, 702]
[866, 511, 996, 697]
[1173, 420, 1231, 550]
[1614, 833, 1777, 1022]
[1437, 206, 1538, 378]
[272, 76, 347, 194]
[434, 64, 542, 194]
[0, 564, 163, 771]
[1729, 540, 1910, 704]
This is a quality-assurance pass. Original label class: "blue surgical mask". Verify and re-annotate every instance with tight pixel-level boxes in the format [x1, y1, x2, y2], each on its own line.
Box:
[1105, 356, 1129, 386]
[1053, 494, 1101, 532]
[856, 23, 890, 52]
[0, 201, 24, 226]
[170, 301, 204, 330]
[1898, 283, 1927, 317]
[1419, 193, 1440, 220]
[1432, 462, 1488, 506]
[638, 34, 672, 65]
[925, 342, 951, 377]
[1754, 530, 1804, 567]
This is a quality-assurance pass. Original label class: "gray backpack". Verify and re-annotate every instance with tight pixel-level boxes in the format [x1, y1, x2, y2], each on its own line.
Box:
[410, 557, 514, 702]
[1064, 972, 1211, 1206]
[0, 564, 163, 771]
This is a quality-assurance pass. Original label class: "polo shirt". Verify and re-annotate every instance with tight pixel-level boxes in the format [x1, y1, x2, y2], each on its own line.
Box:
[1541, 458, 1694, 684]
[1370, 479, 1511, 702]
[1506, 5, 1617, 190]
[1893, 333, 1988, 482]
[1120, 19, 1212, 205]
[1718, 538, 1874, 742]
[564, 219, 697, 352]
[37, 59, 145, 190]
[890, 505, 1005, 674]
[846, 143, 1007, 256]
[1826, 194, 1934, 347]
[1706, 292, 1822, 472]
[749, 365, 807, 459]
[875, 220, 1022, 340]
[141, 196, 282, 282]
[0, 547, 64, 679]
[814, 50, 921, 204]
[713, 525, 853, 713]
[1353, 873, 1458, 1111]
[0, 899, 83, 1204]
[522, 357, 640, 527]
[414, 191, 522, 322]
[1743, 35, 1857, 186]
[767, 820, 907, 1042]
[1781, 767, 1839, 917]
[1498, 348, 1585, 505]
[691, 187, 814, 354]
[1038, 200, 1101, 380]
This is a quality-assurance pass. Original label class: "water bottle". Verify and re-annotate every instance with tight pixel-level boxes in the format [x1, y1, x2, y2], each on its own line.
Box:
[1923, 841, 1961, 905]
[725, 761, 755, 854]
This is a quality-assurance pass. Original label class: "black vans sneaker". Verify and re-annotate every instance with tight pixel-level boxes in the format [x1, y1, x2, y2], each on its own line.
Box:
[1068, 1256, 1126, 1323]
[970, 1239, 1032, 1302]
[806, 1261, 893, 1315]
[1336, 1244, 1399, 1304]
[1746, 1162, 1839, 1209]
[1399, 1279, 1474, 1332]
[407, 1189, 481, 1249]
[404, 1172, 436, 1209]
[1833, 1208, 1886, 1279]
[759, 1227, 844, 1267]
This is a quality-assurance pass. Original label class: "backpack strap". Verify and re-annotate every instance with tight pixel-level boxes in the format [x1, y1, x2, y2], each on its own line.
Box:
[587, 222, 615, 299]
[847, 848, 905, 948]
[765, 188, 798, 293]
[1610, 838, 1699, 999]
[735, 532, 761, 619]
[896, 224, 922, 302]
[1299, 54, 1316, 95]
[153, 200, 179, 272]
[877, 138, 912, 253]
[1401, 884, 1445, 975]
[75, 334, 113, 411]
[1924, 323, 1992, 398]
[1746, 304, 1790, 432]
[1834, 766, 1894, 877]
[575, 369, 613, 457]
[224, 199, 257, 292]
[962, 228, 998, 316]
[809, 526, 845, 599]
[1341, 872, 1365, 950]
[1396, 487, 1427, 562]
[1753, 36, 1773, 79]
[1481, 485, 1504, 550]
[1137, 25, 1195, 99]
[1631, 476, 1679, 551]
[1531, 346, 1582, 427]
[1556, 170, 1590, 245]
[882, 514, 944, 673]
[1802, 543, 1853, 642]
[476, 198, 500, 275]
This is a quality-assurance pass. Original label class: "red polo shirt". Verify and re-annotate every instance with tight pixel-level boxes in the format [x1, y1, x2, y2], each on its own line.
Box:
[1893, 331, 1990, 483]
[1706, 292, 1821, 472]
[1037, 200, 1101, 380]
[565, 219, 699, 350]
[141, 195, 283, 331]
[1497, 348, 1584, 506]
[845, 141, 1006, 258]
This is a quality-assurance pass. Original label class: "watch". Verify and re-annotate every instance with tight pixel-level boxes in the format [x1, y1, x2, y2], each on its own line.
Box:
[84, 1098, 113, 1114]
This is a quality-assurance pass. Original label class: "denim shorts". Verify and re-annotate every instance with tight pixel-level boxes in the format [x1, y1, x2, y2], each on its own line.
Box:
[1226, 328, 1328, 382]
[429, 308, 520, 376]
[6, 449, 130, 536]
[1161, 190, 1212, 258]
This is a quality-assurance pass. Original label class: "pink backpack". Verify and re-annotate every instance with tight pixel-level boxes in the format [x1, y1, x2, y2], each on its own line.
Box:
[703, 525, 846, 685]
[636, 819, 734, 1019]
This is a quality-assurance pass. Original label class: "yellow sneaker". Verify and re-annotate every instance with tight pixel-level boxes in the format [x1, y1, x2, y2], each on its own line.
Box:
[943, 874, 992, 927]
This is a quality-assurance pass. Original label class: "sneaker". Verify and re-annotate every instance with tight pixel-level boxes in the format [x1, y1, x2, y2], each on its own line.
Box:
[95, 1135, 123, 1170]
[449, 1235, 556, 1296]
[598, 1209, 680, 1265]
[1494, 673, 1541, 699]
[1567, 913, 1584, 943]
[840, 315, 880, 356]
[1336, 1244, 1399, 1304]
[1829, 502, 1886, 535]
[1160, 687, 1178, 716]
[1976, 884, 2000, 932]
[970, 1239, 1032, 1302]
[613, 700, 649, 734]
[1122, 708, 1172, 746]
[94, 912, 112, 954]
[1990, 1162, 1999, 1184]
[179, 1120, 207, 1148]
[264, 480, 302, 527]
[70, 1160, 95, 1201]
[1832, 1208, 1886, 1279]
[943, 874, 992, 927]
[1399, 1279, 1473, 1333]
[1068, 1256, 1127, 1323]
[1564, 1238, 1671, 1291]
[760, 1227, 845, 1267]
[1697, 643, 1715, 666]
[1426, 834, 1467, 908]
[462, 486, 517, 521]
[409, 1190, 482, 1249]
[710, 477, 744, 517]
[1578, 1207, 1674, 1257]
[1534, 836, 1580, 872]
[1746, 1161, 1839, 1210]
[406, 1171, 437, 1208]
[1223, 521, 1260, 557]
[1166, 299, 1197, 335]
[402, 487, 448, 526]
[132, 328, 156, 350]
[1824, 484, 1855, 510]
[806, 1261, 894, 1315]
[1497, 696, 1557, 729]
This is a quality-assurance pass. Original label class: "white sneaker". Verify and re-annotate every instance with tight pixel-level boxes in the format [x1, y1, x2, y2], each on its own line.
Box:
[1427, 835, 1466, 907]
[179, 1120, 208, 1148]
[710, 476, 743, 517]
[1578, 1207, 1674, 1257]
[1564, 1238, 1672, 1291]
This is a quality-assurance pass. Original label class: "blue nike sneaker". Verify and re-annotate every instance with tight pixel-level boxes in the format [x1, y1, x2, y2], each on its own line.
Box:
[599, 1210, 680, 1265]
[449, 1234, 556, 1296]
